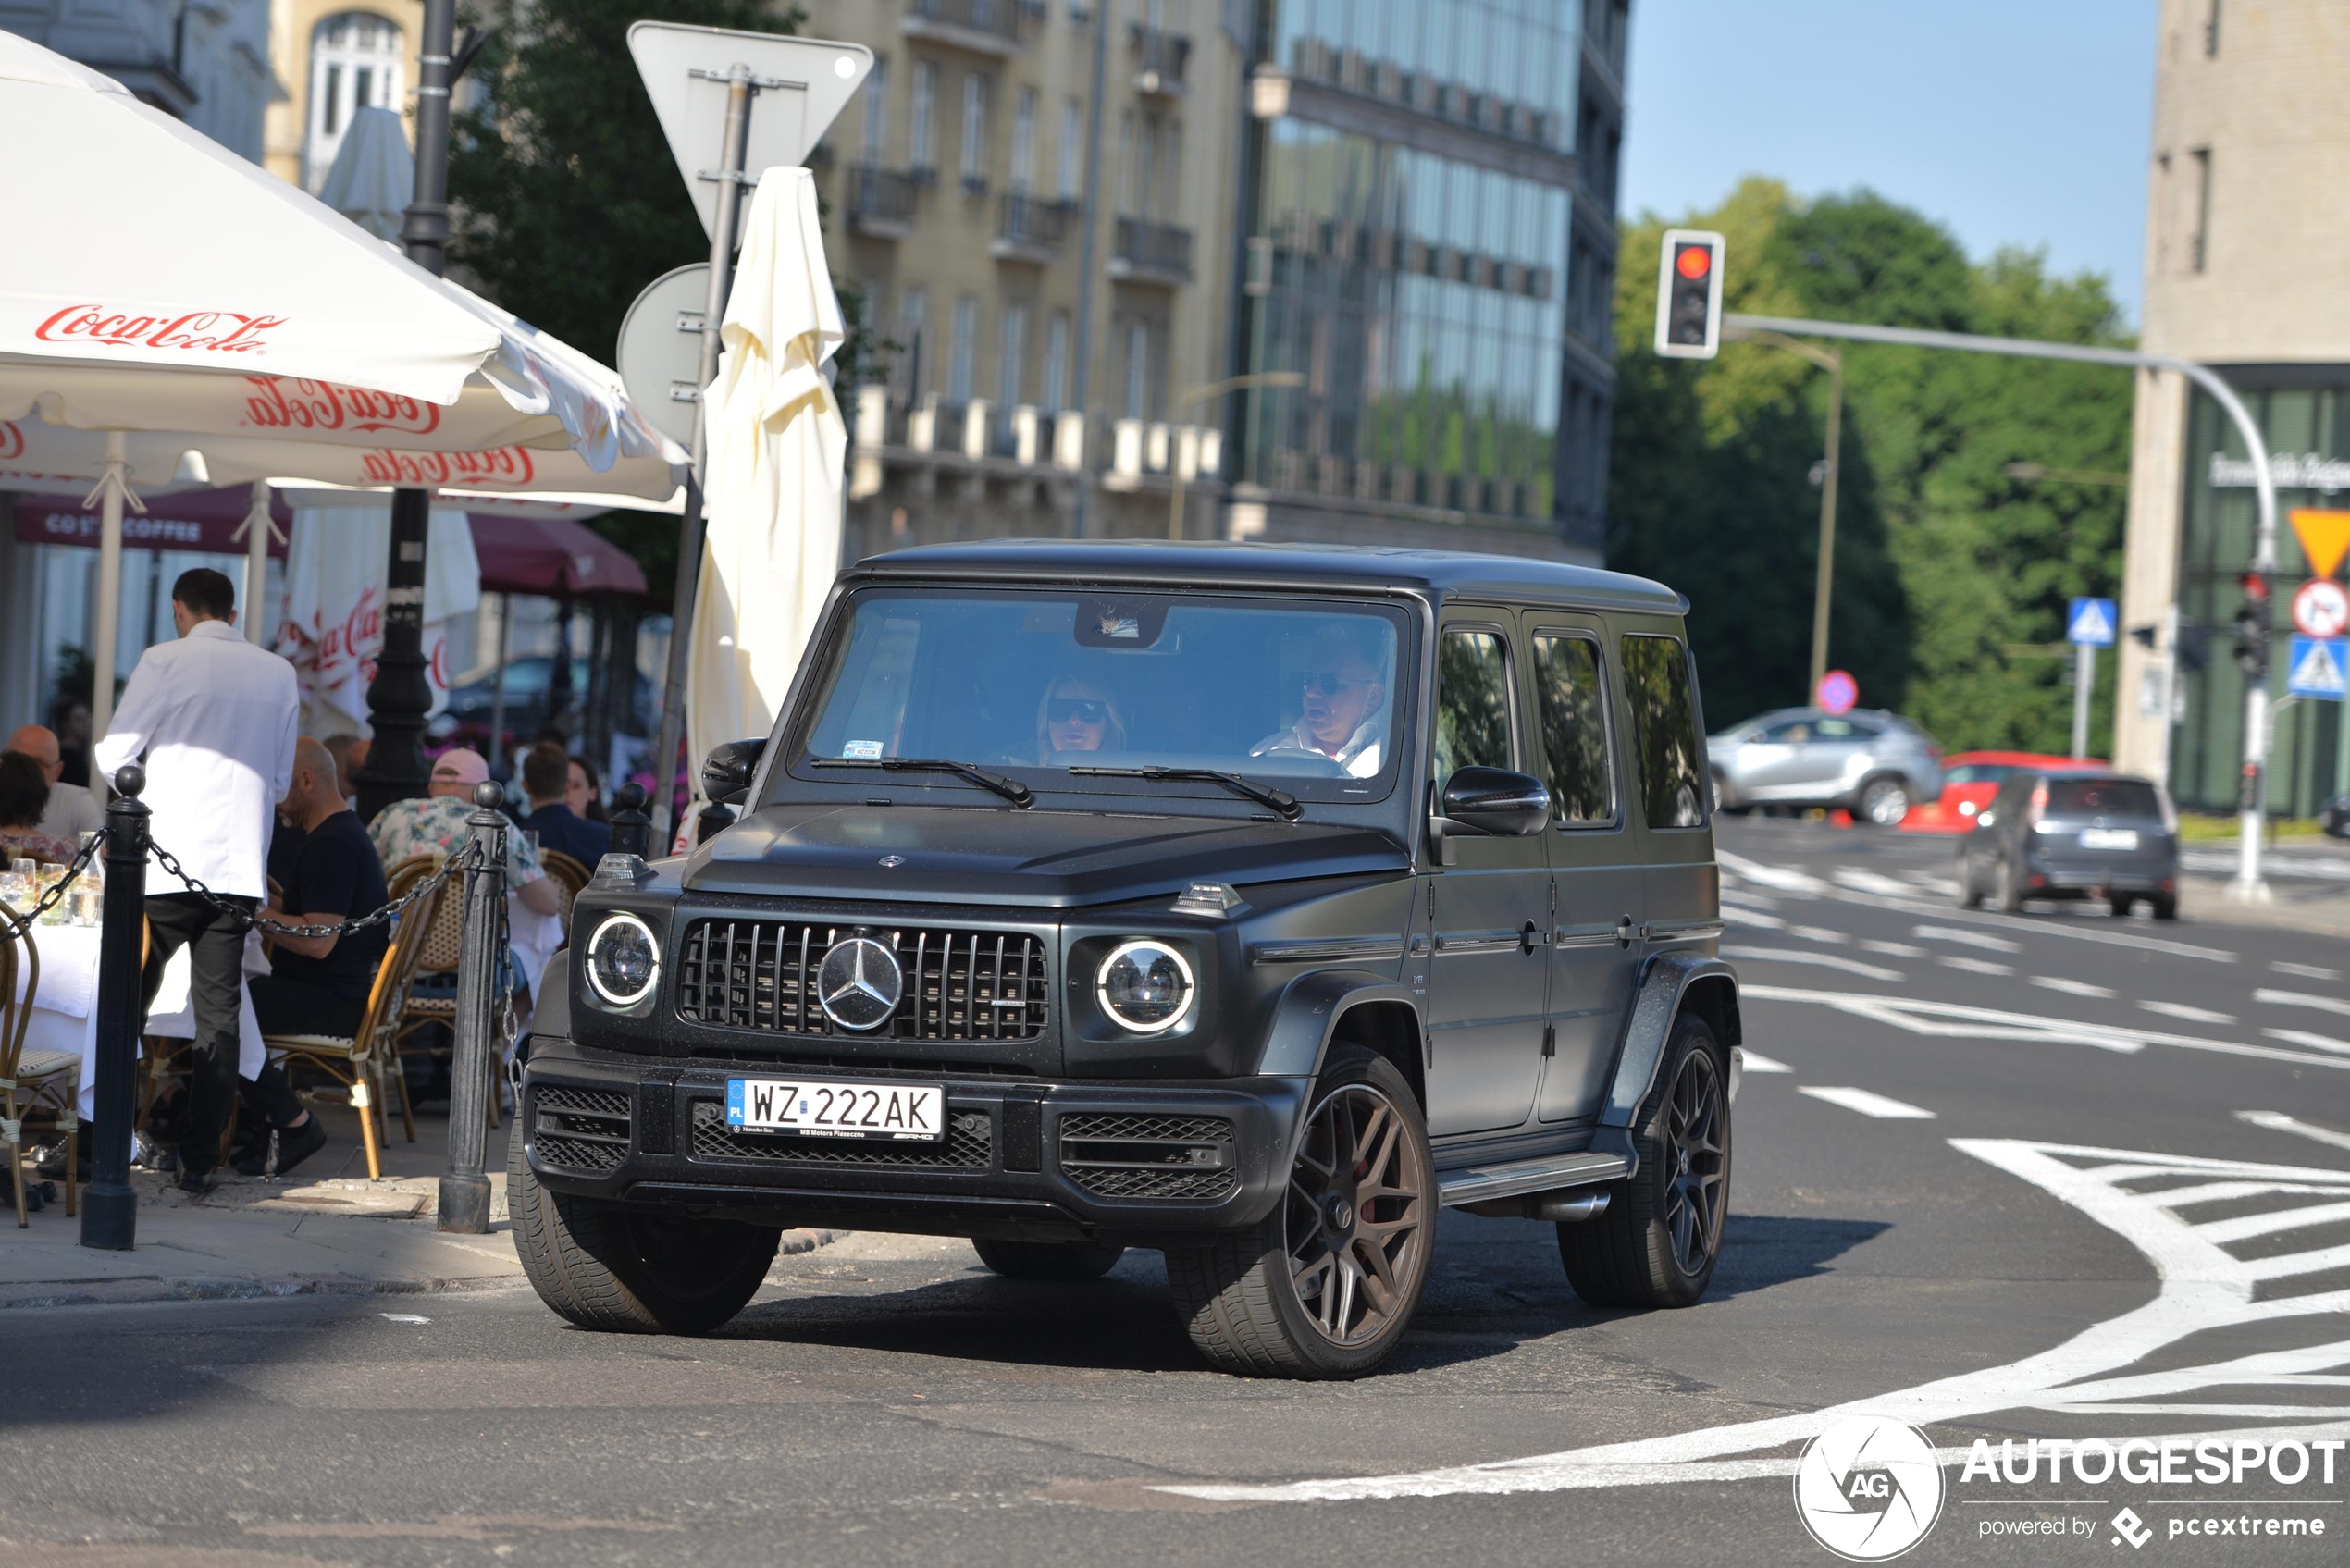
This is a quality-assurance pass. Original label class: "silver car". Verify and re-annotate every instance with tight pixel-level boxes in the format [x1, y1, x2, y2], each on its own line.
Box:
[1708, 707, 1944, 826]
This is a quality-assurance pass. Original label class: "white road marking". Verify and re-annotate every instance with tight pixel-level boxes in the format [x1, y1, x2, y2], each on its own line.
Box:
[2139, 1000, 2236, 1025]
[1735, 1051, 1793, 1074]
[1159, 1140, 2350, 1504]
[1938, 955, 2014, 977]
[1719, 888, 1781, 912]
[378, 1314, 430, 1325]
[1788, 924, 1850, 945]
[1715, 852, 1829, 895]
[2257, 988, 2350, 1018]
[2271, 961, 2342, 982]
[1724, 907, 1787, 930]
[1911, 923, 2022, 953]
[1861, 940, 1925, 957]
[2237, 1109, 2350, 1154]
[1740, 983, 2350, 1070]
[2263, 1028, 2350, 1056]
[2031, 975, 2117, 999]
[1833, 868, 1915, 898]
[1720, 947, 1903, 982]
[1799, 1085, 1936, 1119]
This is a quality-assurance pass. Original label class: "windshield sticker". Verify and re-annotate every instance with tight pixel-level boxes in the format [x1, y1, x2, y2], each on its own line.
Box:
[842, 739, 884, 760]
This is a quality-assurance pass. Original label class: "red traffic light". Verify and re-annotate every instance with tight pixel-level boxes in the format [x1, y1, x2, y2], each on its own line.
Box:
[2241, 571, 2272, 604]
[1675, 245, 1712, 279]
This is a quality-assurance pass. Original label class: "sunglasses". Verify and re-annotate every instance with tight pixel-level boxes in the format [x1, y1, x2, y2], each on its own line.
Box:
[1048, 698, 1108, 724]
[1303, 670, 1372, 696]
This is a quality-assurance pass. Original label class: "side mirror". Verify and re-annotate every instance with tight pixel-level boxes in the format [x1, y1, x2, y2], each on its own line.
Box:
[1440, 766, 1551, 837]
[701, 738, 768, 807]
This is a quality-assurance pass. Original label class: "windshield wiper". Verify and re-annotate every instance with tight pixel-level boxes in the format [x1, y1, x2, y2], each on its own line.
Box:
[812, 757, 1033, 808]
[1066, 765, 1302, 821]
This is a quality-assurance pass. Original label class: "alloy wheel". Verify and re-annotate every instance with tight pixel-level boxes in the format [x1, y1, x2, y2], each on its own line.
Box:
[1283, 1082, 1429, 1346]
[1862, 780, 1911, 825]
[1660, 1048, 1729, 1277]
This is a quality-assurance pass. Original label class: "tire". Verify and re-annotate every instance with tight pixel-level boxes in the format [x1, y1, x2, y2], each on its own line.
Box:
[1994, 856, 2025, 913]
[508, 1125, 779, 1335]
[972, 1237, 1125, 1280]
[1559, 1016, 1731, 1310]
[2109, 895, 2136, 919]
[2150, 894, 2180, 921]
[1956, 858, 1983, 909]
[1854, 775, 1911, 827]
[1164, 1046, 1434, 1379]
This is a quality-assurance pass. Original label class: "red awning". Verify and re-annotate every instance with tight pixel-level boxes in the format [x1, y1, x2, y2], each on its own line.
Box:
[12, 486, 292, 558]
[467, 513, 649, 599]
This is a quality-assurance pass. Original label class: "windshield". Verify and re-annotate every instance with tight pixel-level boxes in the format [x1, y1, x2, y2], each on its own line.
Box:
[2046, 779, 2162, 818]
[785, 589, 1411, 808]
[1943, 763, 2010, 785]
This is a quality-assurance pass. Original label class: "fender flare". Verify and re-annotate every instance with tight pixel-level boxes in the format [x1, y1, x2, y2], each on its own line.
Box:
[1254, 968, 1423, 1080]
[1591, 952, 1740, 1173]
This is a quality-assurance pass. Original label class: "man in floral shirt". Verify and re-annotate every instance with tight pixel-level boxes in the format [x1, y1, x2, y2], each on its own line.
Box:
[367, 749, 563, 920]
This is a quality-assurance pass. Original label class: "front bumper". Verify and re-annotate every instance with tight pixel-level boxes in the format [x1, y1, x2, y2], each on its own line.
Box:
[518, 1036, 1308, 1244]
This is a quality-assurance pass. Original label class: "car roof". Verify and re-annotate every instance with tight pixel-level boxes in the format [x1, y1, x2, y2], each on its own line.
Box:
[848, 539, 1688, 614]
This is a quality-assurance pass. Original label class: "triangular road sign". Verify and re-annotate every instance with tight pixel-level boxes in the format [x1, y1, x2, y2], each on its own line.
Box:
[2288, 636, 2346, 699]
[2065, 597, 2115, 646]
[2291, 507, 2350, 579]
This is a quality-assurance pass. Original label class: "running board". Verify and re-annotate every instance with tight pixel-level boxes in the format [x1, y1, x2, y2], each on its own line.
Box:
[1436, 1150, 1632, 1209]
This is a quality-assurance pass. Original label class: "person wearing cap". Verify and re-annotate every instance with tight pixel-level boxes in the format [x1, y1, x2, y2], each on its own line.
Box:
[365, 748, 562, 918]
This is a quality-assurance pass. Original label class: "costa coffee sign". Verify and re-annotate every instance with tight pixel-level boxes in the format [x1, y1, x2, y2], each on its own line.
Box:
[241, 377, 441, 438]
[358, 446, 538, 488]
[35, 305, 286, 356]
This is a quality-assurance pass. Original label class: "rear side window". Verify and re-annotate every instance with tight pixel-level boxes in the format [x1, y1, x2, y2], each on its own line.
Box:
[1434, 628, 1514, 793]
[2047, 779, 2161, 817]
[1530, 634, 1614, 823]
[1620, 634, 1706, 829]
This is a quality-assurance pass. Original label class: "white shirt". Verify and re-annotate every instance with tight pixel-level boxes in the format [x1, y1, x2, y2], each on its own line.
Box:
[1250, 716, 1388, 779]
[34, 779, 104, 842]
[93, 620, 299, 901]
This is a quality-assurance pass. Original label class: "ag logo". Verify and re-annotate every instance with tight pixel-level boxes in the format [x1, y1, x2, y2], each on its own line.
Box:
[1792, 1416, 1945, 1561]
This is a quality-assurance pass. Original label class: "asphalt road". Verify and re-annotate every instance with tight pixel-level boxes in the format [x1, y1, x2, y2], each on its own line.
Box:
[6, 816, 2349, 1568]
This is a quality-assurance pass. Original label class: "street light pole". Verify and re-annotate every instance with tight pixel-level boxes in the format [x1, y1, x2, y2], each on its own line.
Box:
[1725, 327, 1841, 699]
[1166, 371, 1305, 538]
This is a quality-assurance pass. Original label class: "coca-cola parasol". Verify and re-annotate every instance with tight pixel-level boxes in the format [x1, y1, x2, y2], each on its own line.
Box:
[0, 31, 686, 734]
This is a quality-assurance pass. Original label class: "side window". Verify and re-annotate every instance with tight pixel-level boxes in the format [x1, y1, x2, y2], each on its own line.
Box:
[1530, 633, 1614, 824]
[1759, 718, 1812, 745]
[1620, 634, 1706, 829]
[1433, 627, 1515, 794]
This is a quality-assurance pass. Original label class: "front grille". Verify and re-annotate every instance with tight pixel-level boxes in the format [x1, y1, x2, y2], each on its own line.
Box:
[1058, 1112, 1238, 1203]
[533, 1085, 632, 1173]
[687, 1099, 993, 1169]
[675, 919, 1049, 1043]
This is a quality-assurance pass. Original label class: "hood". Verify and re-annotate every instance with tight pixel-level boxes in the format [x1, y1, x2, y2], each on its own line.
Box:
[682, 802, 1410, 907]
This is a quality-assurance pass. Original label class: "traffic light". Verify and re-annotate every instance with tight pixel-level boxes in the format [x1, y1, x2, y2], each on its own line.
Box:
[2233, 572, 2272, 677]
[1654, 228, 1725, 359]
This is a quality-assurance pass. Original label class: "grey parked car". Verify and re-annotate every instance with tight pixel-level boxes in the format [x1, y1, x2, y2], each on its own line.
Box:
[1957, 770, 2180, 919]
[1708, 707, 1944, 825]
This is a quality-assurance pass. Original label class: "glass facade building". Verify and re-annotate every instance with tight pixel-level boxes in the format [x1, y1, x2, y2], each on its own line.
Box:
[1231, 1, 1626, 549]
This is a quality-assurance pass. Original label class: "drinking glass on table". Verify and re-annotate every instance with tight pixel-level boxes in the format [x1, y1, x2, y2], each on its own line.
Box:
[70, 883, 101, 927]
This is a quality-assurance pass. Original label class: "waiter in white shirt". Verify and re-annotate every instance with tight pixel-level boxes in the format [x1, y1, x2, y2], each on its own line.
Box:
[93, 568, 299, 1192]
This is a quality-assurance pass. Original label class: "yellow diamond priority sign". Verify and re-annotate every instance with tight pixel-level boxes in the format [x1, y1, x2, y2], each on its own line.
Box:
[2290, 508, 2350, 579]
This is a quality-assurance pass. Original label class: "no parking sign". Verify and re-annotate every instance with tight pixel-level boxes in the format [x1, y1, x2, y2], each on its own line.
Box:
[1815, 669, 1858, 716]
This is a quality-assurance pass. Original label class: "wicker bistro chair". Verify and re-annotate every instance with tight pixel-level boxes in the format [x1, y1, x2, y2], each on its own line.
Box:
[259, 868, 447, 1181]
[538, 849, 590, 939]
[2, 905, 80, 1226]
[390, 849, 516, 1130]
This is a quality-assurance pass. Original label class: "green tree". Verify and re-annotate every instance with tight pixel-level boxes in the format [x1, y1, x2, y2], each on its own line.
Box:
[1609, 179, 2133, 754]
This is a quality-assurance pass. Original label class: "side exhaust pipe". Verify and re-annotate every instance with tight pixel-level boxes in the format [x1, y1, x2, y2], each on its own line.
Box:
[1463, 1190, 1612, 1223]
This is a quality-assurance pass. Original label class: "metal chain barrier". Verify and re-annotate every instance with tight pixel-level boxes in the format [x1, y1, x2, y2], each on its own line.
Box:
[146, 836, 486, 939]
[0, 827, 109, 941]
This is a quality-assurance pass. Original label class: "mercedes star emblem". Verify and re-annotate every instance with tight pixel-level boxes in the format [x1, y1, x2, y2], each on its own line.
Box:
[878, 854, 905, 868]
[817, 936, 904, 1031]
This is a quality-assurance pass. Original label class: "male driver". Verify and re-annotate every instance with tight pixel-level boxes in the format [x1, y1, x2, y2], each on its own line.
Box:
[5, 723, 104, 842]
[239, 737, 390, 1178]
[1251, 627, 1391, 778]
[93, 568, 299, 1192]
[517, 740, 612, 866]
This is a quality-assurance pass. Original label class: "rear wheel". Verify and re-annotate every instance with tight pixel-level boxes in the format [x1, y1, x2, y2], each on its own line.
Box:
[1856, 775, 1911, 827]
[972, 1238, 1125, 1280]
[1956, 858, 1983, 909]
[2150, 894, 2180, 921]
[509, 1128, 778, 1334]
[1559, 1017, 1730, 1309]
[1165, 1047, 1433, 1378]
[2109, 895, 2136, 918]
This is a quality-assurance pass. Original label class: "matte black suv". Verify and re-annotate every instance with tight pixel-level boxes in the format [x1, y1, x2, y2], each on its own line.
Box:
[511, 542, 1744, 1378]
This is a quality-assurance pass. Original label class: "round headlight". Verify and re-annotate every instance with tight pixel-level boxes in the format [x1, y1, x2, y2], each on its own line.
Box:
[1095, 940, 1194, 1034]
[585, 912, 661, 1007]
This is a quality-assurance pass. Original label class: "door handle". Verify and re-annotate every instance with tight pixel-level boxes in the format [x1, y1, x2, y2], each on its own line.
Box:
[1521, 920, 1540, 955]
[1614, 915, 1637, 948]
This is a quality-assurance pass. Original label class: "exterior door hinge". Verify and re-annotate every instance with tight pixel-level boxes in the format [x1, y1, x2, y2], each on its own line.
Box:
[1541, 1024, 1556, 1058]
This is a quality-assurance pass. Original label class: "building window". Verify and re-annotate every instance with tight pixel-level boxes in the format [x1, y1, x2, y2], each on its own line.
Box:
[1123, 319, 1150, 419]
[1043, 313, 1070, 410]
[304, 12, 404, 191]
[860, 56, 888, 165]
[959, 73, 990, 186]
[999, 305, 1029, 410]
[1010, 87, 1037, 191]
[949, 297, 979, 403]
[910, 62, 936, 171]
[1058, 99, 1082, 200]
[2205, 0, 2222, 56]
[2190, 146, 2213, 273]
[900, 287, 930, 398]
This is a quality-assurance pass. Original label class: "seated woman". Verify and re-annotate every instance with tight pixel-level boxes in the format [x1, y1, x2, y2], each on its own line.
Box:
[0, 751, 76, 866]
[1035, 675, 1128, 762]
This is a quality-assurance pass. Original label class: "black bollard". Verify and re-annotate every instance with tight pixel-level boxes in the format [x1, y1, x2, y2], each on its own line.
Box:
[607, 782, 650, 860]
[81, 765, 149, 1251]
[438, 781, 505, 1234]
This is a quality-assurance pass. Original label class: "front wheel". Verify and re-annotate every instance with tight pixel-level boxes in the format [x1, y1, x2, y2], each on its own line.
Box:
[972, 1238, 1125, 1280]
[1855, 775, 1911, 827]
[509, 1128, 779, 1334]
[1995, 856, 2025, 913]
[1165, 1047, 1434, 1378]
[1559, 1017, 1730, 1308]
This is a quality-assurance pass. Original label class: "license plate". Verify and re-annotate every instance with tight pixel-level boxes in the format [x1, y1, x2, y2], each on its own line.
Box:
[2080, 828, 2140, 850]
[725, 1079, 946, 1142]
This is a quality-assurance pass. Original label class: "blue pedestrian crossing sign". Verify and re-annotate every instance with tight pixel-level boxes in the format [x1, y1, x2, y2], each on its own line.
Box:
[2066, 597, 2118, 648]
[2288, 635, 2348, 700]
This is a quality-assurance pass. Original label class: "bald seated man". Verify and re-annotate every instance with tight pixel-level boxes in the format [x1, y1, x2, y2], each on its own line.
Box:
[6, 723, 104, 842]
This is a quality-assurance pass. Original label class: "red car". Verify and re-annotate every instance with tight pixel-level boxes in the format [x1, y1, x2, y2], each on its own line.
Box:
[1901, 750, 2108, 833]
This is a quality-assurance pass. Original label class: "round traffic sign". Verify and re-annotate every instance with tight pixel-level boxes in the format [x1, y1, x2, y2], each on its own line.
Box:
[2293, 577, 2350, 640]
[1816, 669, 1859, 716]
